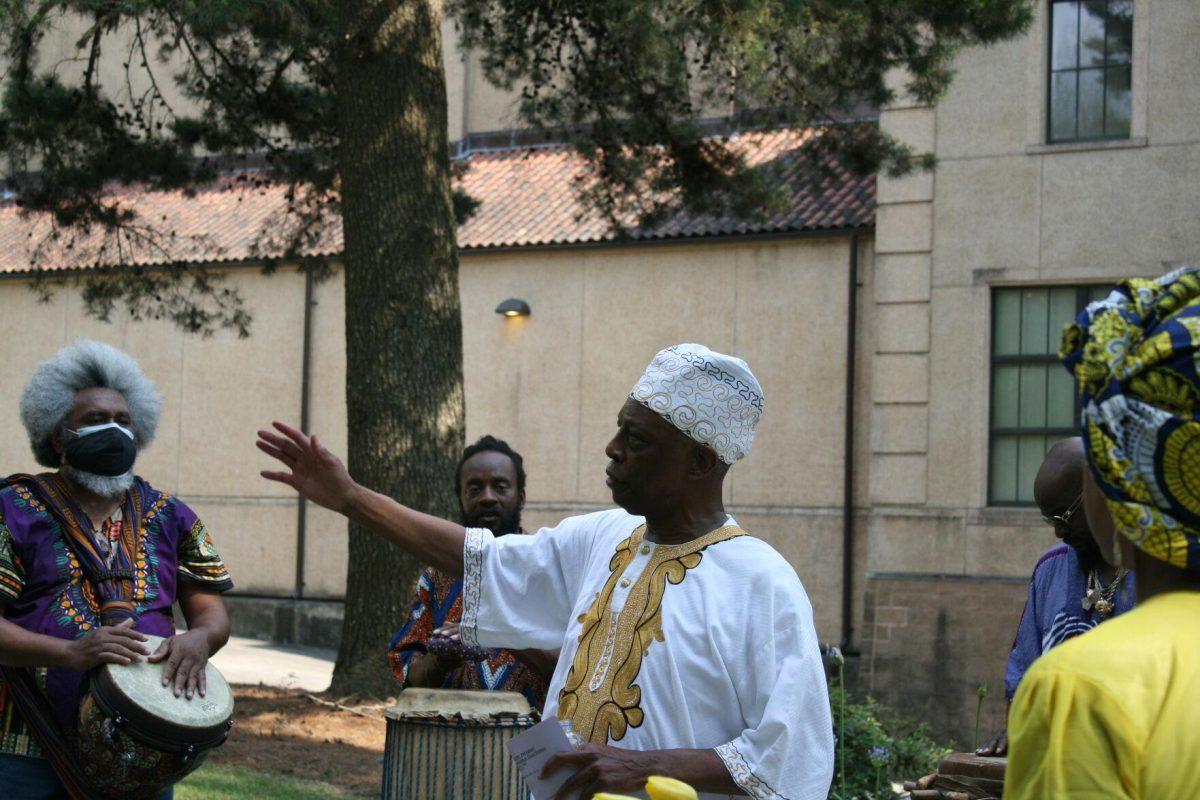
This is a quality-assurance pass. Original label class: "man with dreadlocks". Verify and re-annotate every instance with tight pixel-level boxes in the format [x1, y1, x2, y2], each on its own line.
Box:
[0, 340, 233, 799]
[388, 435, 553, 710]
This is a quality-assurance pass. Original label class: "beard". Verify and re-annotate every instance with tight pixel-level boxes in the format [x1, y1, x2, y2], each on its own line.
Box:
[1068, 532, 1107, 572]
[63, 465, 135, 499]
[462, 505, 523, 536]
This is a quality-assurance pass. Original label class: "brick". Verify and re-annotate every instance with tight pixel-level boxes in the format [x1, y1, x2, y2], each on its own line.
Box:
[871, 403, 929, 453]
[875, 253, 932, 303]
[876, 203, 933, 254]
[873, 606, 909, 627]
[872, 354, 929, 403]
[869, 453, 928, 505]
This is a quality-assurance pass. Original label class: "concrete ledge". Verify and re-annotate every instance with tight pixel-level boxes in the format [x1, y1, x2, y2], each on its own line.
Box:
[1025, 136, 1147, 155]
[222, 595, 345, 651]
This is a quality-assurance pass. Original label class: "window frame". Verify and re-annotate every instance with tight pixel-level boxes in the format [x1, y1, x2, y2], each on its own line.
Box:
[987, 284, 1107, 507]
[1045, 0, 1133, 144]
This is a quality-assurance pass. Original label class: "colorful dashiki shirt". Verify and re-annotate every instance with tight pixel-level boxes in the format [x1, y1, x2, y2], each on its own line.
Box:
[389, 565, 547, 711]
[0, 474, 233, 759]
[459, 508, 834, 800]
[1004, 542, 1134, 701]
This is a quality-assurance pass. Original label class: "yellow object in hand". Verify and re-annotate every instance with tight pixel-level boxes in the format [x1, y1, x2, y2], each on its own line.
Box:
[646, 775, 699, 800]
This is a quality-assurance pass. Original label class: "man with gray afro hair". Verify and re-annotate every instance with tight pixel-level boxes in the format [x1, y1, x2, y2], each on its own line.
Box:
[0, 340, 233, 798]
[20, 339, 163, 477]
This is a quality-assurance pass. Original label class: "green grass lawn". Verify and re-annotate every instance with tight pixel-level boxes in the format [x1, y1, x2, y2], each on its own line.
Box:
[176, 763, 356, 799]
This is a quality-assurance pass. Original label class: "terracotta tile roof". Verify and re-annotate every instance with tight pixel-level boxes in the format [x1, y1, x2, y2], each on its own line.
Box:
[0, 127, 874, 274]
[458, 127, 875, 249]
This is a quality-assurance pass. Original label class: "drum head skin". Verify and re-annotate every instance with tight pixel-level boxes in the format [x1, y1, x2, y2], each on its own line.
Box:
[386, 688, 532, 721]
[96, 634, 234, 733]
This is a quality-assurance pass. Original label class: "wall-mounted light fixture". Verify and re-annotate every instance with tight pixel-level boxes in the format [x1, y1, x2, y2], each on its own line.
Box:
[495, 298, 532, 318]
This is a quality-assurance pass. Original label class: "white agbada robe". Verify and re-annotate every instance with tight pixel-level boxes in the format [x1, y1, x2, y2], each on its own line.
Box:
[459, 507, 834, 800]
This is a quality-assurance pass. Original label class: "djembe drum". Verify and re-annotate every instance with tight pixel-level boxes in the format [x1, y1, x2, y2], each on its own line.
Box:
[381, 688, 537, 800]
[76, 634, 235, 799]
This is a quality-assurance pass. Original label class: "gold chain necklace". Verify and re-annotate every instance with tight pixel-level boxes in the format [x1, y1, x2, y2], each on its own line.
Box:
[1082, 567, 1127, 615]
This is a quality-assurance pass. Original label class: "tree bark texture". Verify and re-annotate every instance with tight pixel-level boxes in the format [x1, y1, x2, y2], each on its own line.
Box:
[331, 0, 463, 697]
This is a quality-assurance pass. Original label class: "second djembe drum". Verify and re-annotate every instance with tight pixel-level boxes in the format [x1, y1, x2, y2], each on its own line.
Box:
[381, 688, 537, 800]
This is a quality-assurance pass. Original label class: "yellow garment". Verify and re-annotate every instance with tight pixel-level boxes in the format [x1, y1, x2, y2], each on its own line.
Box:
[645, 776, 698, 800]
[592, 776, 698, 800]
[1006, 591, 1200, 800]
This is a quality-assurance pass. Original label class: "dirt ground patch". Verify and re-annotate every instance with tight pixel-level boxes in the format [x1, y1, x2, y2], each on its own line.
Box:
[210, 685, 389, 797]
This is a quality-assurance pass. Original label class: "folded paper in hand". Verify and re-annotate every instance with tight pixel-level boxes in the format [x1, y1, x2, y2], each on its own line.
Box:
[506, 717, 577, 800]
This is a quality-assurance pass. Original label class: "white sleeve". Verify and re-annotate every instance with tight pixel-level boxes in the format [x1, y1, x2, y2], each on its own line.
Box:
[715, 582, 835, 800]
[459, 515, 596, 651]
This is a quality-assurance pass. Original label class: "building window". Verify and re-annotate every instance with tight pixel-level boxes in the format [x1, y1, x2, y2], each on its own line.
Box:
[1047, 0, 1133, 143]
[989, 285, 1110, 505]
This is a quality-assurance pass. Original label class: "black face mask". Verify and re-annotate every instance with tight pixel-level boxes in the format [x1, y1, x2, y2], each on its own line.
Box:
[64, 423, 137, 477]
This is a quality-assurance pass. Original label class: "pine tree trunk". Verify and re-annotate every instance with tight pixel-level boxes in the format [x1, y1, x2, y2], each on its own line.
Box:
[330, 0, 463, 697]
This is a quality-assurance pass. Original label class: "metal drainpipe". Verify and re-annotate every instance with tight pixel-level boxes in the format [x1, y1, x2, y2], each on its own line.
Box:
[294, 264, 316, 600]
[841, 233, 860, 651]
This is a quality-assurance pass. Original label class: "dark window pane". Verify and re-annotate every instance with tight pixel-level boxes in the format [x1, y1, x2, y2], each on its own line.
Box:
[994, 290, 1022, 355]
[1019, 364, 1049, 428]
[991, 436, 1019, 504]
[1020, 289, 1050, 355]
[1079, 1, 1107, 67]
[993, 365, 1020, 429]
[1077, 68, 1106, 138]
[1051, 2, 1081, 70]
[1050, 71, 1078, 141]
[1049, 287, 1080, 341]
[1016, 436, 1047, 504]
[1106, 0, 1133, 64]
[990, 285, 1120, 504]
[1047, 366, 1077, 429]
[1105, 65, 1132, 137]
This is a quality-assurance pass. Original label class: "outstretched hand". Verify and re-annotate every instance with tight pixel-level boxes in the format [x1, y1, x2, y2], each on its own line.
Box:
[257, 421, 357, 513]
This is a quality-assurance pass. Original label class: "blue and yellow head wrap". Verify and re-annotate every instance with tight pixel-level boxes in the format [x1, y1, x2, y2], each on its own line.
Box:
[1060, 267, 1200, 574]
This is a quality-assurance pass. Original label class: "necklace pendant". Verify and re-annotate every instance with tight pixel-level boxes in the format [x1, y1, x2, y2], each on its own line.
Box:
[1094, 598, 1114, 615]
[1082, 590, 1097, 611]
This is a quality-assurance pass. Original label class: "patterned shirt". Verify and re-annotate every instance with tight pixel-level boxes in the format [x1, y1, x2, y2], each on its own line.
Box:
[1004, 543, 1135, 701]
[388, 565, 547, 711]
[0, 475, 233, 758]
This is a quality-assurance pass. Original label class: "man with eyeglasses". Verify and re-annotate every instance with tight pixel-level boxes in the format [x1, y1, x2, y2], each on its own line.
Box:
[977, 436, 1135, 756]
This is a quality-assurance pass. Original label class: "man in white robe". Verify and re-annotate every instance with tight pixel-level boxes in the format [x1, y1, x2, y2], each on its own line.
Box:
[258, 344, 834, 799]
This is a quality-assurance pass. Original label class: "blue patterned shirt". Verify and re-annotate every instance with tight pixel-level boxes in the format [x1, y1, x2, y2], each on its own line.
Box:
[1004, 543, 1135, 701]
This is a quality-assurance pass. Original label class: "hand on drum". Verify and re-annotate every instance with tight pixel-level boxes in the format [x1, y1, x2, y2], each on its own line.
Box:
[148, 630, 211, 699]
[67, 619, 150, 670]
[429, 622, 488, 664]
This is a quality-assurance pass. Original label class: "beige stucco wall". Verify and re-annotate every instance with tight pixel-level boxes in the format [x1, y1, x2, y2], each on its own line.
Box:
[865, 0, 1200, 743]
[0, 268, 332, 596]
[874, 0, 1200, 581]
[461, 237, 875, 639]
[0, 234, 872, 641]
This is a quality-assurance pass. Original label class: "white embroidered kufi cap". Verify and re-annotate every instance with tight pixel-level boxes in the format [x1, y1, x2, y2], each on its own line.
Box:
[629, 343, 764, 464]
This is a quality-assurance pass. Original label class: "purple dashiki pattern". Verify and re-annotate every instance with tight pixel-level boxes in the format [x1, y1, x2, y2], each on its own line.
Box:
[1004, 542, 1135, 701]
[0, 474, 232, 758]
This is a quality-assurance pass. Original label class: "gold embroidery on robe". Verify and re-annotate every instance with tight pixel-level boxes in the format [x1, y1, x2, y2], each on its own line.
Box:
[557, 523, 746, 743]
